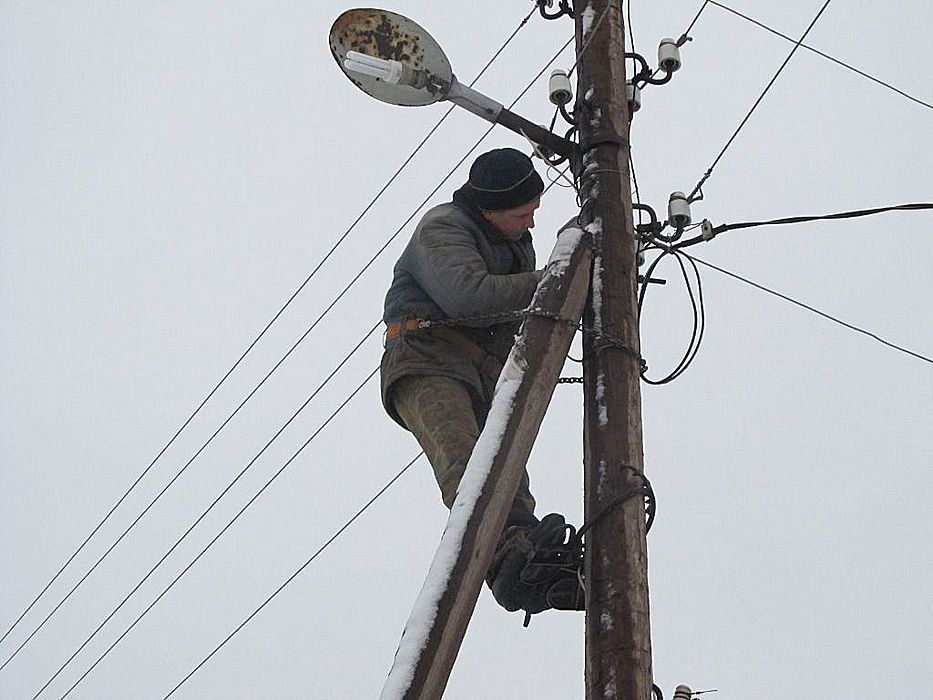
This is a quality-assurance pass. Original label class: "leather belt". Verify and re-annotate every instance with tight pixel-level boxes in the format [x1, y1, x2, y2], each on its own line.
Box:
[384, 319, 503, 383]
[385, 318, 423, 342]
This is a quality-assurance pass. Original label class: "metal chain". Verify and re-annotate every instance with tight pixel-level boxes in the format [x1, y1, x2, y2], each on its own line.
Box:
[418, 306, 579, 329]
[586, 328, 643, 366]
[420, 307, 646, 376]
[416, 310, 522, 329]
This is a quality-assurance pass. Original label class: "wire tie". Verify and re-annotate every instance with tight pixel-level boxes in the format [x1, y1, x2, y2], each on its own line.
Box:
[579, 131, 629, 153]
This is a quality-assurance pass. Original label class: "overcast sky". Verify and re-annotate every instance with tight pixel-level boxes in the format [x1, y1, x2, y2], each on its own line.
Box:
[2, 1, 931, 698]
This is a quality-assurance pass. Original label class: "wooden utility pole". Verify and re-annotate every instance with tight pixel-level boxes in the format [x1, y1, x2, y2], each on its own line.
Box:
[574, 2, 653, 699]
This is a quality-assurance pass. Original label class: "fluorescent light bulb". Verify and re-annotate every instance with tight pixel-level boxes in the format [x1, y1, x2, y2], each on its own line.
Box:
[344, 51, 403, 84]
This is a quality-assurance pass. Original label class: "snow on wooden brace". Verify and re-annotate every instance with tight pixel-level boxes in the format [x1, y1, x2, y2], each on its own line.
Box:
[381, 226, 591, 700]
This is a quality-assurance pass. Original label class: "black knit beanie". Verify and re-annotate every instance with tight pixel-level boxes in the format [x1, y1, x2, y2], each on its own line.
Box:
[467, 148, 545, 211]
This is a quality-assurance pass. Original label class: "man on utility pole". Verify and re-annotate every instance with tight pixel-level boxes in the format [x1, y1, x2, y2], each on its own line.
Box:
[380, 148, 587, 617]
[574, 2, 653, 698]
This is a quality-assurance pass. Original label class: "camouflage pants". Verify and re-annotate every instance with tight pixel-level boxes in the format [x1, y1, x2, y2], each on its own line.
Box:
[391, 374, 537, 528]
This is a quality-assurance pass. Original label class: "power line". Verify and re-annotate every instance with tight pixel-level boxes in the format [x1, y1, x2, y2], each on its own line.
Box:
[0, 6, 537, 651]
[24, 33, 570, 679]
[2, 316, 386, 672]
[708, 0, 933, 111]
[626, 0, 638, 55]
[2, 315, 388, 671]
[674, 202, 933, 248]
[713, 202, 933, 232]
[688, 0, 833, 201]
[161, 452, 424, 700]
[52, 368, 388, 700]
[679, 0, 711, 42]
[683, 253, 933, 366]
[36, 36, 580, 698]
[27, 324, 380, 696]
[623, 0, 644, 224]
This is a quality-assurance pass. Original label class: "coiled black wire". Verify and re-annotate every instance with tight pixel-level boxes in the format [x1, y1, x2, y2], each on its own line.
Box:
[638, 244, 706, 384]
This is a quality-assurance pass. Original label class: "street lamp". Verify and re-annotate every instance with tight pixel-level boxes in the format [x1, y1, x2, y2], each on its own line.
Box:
[329, 8, 577, 160]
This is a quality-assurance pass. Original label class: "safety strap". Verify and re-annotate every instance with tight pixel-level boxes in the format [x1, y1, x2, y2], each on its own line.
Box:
[427, 326, 503, 384]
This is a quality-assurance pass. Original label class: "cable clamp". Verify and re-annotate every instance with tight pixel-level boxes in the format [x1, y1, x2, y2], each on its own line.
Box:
[700, 219, 717, 241]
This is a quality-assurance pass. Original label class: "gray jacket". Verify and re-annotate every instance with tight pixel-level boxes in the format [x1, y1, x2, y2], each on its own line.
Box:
[380, 186, 542, 426]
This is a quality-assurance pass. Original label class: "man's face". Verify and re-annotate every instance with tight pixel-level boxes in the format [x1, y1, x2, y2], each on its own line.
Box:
[482, 197, 541, 241]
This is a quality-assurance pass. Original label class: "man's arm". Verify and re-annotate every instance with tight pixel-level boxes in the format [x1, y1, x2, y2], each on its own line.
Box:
[410, 216, 541, 321]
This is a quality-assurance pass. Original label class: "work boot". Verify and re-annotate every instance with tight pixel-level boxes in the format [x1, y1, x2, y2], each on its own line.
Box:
[486, 513, 585, 615]
[486, 524, 536, 612]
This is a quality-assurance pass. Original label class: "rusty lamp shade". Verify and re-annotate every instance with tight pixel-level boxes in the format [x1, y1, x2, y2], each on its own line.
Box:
[329, 8, 453, 107]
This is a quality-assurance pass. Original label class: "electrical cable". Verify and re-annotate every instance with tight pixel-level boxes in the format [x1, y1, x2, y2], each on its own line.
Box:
[714, 202, 933, 231]
[688, 0, 833, 201]
[29, 326, 382, 697]
[52, 368, 389, 700]
[673, 202, 933, 250]
[546, 162, 576, 189]
[626, 0, 637, 55]
[0, 6, 539, 652]
[0, 312, 386, 672]
[4, 250, 406, 669]
[630, 153, 644, 227]
[673, 203, 933, 249]
[636, 206, 931, 382]
[679, 0, 711, 43]
[638, 247, 707, 383]
[36, 38, 583, 697]
[708, 0, 933, 111]
[577, 463, 655, 538]
[536, 0, 574, 21]
[623, 0, 645, 230]
[160, 452, 424, 699]
[683, 253, 933, 366]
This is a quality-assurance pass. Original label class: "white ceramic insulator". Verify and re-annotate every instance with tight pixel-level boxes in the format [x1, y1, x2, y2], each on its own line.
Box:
[672, 685, 693, 700]
[548, 69, 573, 105]
[658, 38, 682, 73]
[668, 191, 691, 228]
